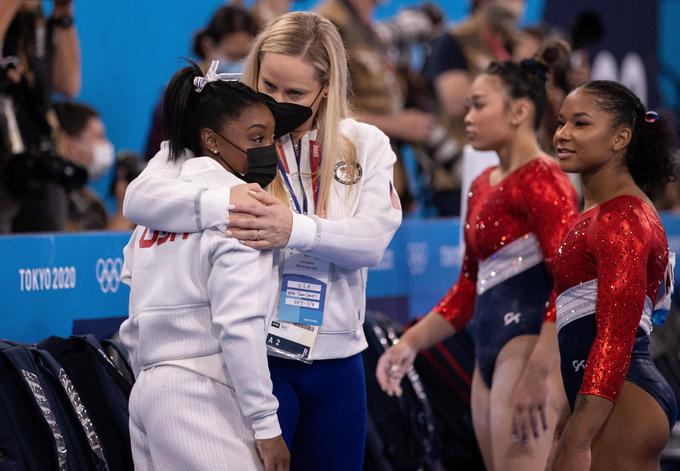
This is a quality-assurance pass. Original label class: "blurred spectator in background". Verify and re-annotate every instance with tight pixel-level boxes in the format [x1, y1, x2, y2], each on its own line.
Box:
[373, 2, 446, 71]
[528, 11, 603, 153]
[513, 23, 550, 61]
[107, 151, 144, 231]
[54, 101, 113, 231]
[317, 0, 440, 212]
[512, 24, 576, 152]
[250, 0, 293, 28]
[566, 10, 603, 92]
[55, 101, 144, 232]
[423, 0, 524, 215]
[0, 0, 84, 233]
[54, 101, 112, 182]
[192, 4, 259, 74]
[651, 112, 680, 212]
[144, 4, 259, 160]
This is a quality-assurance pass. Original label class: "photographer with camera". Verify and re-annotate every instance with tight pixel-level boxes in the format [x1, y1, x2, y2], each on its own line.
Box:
[0, 0, 83, 233]
[53, 100, 116, 231]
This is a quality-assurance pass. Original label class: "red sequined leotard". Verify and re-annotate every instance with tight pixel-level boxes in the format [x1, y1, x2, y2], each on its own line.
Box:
[553, 195, 668, 402]
[434, 158, 578, 329]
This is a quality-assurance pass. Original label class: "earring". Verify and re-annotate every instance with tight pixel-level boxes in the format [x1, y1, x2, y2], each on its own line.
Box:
[212, 149, 219, 154]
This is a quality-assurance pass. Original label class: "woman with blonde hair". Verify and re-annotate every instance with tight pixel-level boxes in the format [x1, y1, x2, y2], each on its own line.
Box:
[123, 11, 402, 470]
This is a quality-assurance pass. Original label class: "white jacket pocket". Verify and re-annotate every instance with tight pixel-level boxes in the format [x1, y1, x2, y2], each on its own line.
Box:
[318, 266, 365, 334]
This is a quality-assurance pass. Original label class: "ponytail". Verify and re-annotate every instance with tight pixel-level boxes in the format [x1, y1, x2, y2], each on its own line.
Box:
[163, 63, 201, 162]
[627, 113, 677, 197]
[162, 60, 265, 162]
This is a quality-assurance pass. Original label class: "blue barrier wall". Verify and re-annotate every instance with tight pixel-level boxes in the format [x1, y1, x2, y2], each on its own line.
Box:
[4, 214, 680, 343]
[0, 232, 131, 342]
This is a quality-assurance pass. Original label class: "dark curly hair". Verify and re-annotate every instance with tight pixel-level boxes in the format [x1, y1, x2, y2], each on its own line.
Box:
[483, 40, 572, 129]
[580, 80, 678, 198]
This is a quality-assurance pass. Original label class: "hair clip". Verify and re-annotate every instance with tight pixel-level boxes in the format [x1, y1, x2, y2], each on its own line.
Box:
[193, 60, 242, 92]
[644, 111, 660, 123]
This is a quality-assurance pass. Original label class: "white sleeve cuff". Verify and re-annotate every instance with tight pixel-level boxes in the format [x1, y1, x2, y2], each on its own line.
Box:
[252, 412, 282, 440]
[286, 212, 317, 251]
[199, 187, 230, 229]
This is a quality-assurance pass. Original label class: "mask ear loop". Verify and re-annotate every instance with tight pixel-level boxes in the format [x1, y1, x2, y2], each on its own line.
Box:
[210, 129, 247, 177]
[309, 86, 324, 107]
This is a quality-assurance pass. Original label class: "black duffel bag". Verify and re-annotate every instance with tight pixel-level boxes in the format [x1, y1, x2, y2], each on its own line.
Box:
[0, 341, 106, 470]
[38, 335, 134, 471]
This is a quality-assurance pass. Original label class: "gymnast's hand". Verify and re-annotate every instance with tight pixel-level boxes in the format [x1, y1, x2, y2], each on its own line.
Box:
[512, 364, 550, 446]
[256, 435, 290, 471]
[228, 187, 293, 250]
[376, 340, 417, 397]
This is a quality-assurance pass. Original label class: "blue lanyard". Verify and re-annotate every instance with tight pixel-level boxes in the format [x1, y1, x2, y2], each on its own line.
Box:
[277, 139, 320, 215]
[277, 159, 303, 214]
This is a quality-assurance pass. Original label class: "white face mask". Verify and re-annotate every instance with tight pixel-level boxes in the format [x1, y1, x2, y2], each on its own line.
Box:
[89, 141, 115, 181]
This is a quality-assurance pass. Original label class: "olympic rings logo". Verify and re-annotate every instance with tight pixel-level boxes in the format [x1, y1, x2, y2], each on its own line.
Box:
[95, 258, 123, 293]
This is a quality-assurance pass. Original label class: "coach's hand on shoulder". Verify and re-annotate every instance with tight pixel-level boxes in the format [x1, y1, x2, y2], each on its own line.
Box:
[256, 435, 290, 471]
[228, 189, 293, 250]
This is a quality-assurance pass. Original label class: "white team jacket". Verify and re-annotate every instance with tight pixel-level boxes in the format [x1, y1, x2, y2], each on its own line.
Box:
[119, 157, 281, 440]
[123, 118, 402, 360]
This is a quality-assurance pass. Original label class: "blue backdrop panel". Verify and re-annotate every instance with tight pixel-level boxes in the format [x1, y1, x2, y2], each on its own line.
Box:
[662, 215, 680, 260]
[0, 232, 131, 342]
[403, 219, 460, 317]
[3, 214, 680, 343]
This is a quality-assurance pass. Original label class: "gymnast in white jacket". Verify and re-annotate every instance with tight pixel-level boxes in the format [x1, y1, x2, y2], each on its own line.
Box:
[122, 13, 402, 471]
[119, 62, 291, 471]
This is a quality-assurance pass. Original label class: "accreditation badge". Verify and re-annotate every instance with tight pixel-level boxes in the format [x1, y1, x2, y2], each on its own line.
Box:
[266, 249, 330, 363]
[266, 320, 318, 364]
[277, 249, 329, 326]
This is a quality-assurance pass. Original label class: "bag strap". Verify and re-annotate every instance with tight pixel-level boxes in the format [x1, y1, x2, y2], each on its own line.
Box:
[100, 339, 135, 385]
[79, 335, 133, 388]
[372, 315, 437, 461]
[34, 349, 110, 471]
[2, 346, 69, 471]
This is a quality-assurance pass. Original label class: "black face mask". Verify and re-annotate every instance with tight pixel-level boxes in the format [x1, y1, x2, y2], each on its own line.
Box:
[212, 131, 278, 188]
[259, 88, 324, 139]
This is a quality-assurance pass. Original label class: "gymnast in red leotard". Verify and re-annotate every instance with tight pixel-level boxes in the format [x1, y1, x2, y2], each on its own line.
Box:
[435, 158, 575, 387]
[377, 41, 579, 471]
[552, 80, 677, 471]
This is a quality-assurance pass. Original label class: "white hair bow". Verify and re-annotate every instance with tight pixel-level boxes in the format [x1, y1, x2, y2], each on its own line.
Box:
[193, 60, 242, 92]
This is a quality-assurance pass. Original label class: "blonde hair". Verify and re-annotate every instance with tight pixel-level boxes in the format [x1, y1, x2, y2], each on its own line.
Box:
[242, 11, 357, 216]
